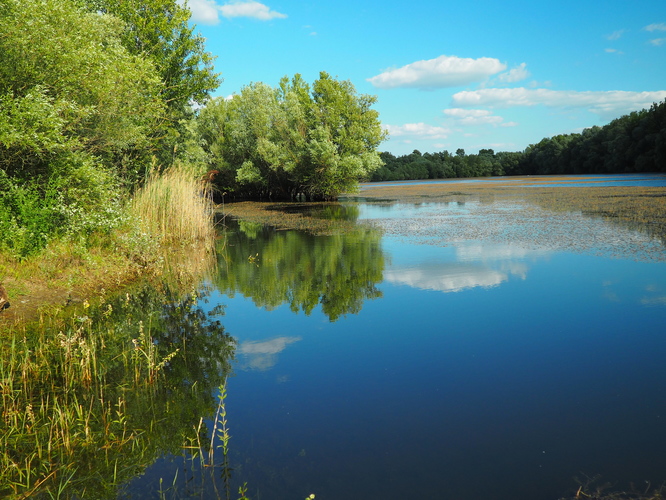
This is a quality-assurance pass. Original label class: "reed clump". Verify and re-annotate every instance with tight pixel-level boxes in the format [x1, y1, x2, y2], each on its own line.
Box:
[131, 167, 216, 248]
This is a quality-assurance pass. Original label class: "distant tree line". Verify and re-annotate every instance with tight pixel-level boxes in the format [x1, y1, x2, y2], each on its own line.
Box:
[372, 99, 666, 182]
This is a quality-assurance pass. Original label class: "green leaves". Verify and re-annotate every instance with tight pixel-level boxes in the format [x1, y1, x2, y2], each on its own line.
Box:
[196, 72, 387, 200]
[0, 0, 221, 255]
[83, 0, 220, 110]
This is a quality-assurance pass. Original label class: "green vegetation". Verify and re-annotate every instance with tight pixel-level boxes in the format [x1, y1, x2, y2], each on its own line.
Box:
[0, 283, 235, 499]
[373, 100, 666, 181]
[131, 167, 216, 248]
[0, 0, 223, 319]
[0, 0, 218, 259]
[195, 73, 387, 201]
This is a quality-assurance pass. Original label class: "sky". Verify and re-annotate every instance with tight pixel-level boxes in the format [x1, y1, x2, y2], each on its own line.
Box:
[182, 0, 666, 156]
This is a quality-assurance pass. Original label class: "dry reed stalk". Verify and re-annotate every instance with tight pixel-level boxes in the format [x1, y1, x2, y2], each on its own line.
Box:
[131, 168, 216, 247]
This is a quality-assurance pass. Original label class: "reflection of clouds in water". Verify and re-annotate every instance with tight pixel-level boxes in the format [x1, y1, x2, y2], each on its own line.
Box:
[238, 336, 301, 371]
[385, 243, 546, 293]
[642, 284, 666, 305]
[385, 265, 506, 292]
[641, 296, 666, 306]
[602, 283, 666, 306]
[367, 200, 665, 262]
[456, 243, 548, 261]
[456, 243, 535, 261]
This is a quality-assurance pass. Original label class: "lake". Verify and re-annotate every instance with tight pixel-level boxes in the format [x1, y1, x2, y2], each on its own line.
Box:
[6, 176, 665, 499]
[122, 176, 666, 499]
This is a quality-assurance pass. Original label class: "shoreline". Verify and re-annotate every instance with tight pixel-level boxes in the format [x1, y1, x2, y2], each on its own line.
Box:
[3, 177, 665, 327]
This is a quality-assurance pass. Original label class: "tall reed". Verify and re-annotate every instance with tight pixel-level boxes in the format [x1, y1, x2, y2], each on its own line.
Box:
[131, 167, 216, 247]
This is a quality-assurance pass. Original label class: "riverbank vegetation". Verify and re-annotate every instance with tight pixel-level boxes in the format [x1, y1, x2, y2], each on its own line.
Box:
[0, 0, 220, 319]
[0, 282, 234, 498]
[372, 99, 666, 182]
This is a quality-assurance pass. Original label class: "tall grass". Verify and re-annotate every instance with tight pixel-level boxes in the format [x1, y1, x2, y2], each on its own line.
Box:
[131, 167, 216, 247]
[0, 283, 235, 499]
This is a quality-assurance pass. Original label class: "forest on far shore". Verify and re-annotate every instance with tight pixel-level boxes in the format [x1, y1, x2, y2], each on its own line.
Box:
[372, 99, 666, 182]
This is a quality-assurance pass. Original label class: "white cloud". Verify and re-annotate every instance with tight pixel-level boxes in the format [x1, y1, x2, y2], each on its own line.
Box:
[650, 38, 666, 46]
[184, 0, 287, 24]
[644, 23, 666, 32]
[384, 123, 450, 140]
[185, 0, 221, 24]
[605, 48, 624, 54]
[367, 55, 506, 90]
[220, 1, 287, 20]
[498, 63, 530, 83]
[451, 87, 666, 119]
[443, 108, 504, 126]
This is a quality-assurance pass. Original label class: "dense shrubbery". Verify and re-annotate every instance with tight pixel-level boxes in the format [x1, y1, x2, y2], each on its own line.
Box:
[0, 0, 219, 258]
[373, 100, 666, 182]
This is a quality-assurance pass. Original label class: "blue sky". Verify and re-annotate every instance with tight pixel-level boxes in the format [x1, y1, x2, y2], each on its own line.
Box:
[183, 0, 666, 156]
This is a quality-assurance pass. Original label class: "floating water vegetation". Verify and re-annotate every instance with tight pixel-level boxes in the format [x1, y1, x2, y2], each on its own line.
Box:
[0, 283, 235, 499]
[350, 179, 666, 243]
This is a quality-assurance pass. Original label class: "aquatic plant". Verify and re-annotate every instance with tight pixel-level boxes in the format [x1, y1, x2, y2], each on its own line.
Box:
[0, 283, 234, 499]
[559, 474, 666, 499]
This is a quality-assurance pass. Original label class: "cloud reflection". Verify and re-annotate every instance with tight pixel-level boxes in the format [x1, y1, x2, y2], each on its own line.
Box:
[385, 243, 547, 293]
[385, 264, 506, 292]
[237, 336, 301, 371]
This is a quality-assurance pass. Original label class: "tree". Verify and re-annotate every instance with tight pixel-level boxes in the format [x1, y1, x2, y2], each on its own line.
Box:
[0, 0, 166, 255]
[82, 0, 219, 112]
[81, 0, 221, 174]
[0, 0, 164, 170]
[198, 72, 387, 200]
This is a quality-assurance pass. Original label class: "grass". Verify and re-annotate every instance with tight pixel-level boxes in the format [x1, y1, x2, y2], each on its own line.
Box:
[0, 281, 235, 499]
[0, 302, 171, 498]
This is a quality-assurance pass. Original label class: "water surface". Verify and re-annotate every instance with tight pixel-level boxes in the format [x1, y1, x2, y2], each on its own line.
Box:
[124, 179, 666, 500]
[184, 192, 666, 500]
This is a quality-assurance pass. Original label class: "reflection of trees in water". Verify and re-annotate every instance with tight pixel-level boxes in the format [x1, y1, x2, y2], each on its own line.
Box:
[1, 283, 234, 499]
[216, 220, 385, 321]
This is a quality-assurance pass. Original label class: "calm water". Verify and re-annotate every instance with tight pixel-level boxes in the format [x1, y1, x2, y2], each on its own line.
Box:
[127, 180, 666, 500]
[366, 173, 666, 188]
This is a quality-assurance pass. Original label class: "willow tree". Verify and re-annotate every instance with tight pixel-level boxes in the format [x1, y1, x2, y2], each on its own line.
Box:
[196, 72, 387, 201]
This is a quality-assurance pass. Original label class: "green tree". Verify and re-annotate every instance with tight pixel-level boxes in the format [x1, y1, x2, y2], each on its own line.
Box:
[0, 0, 165, 255]
[82, 0, 219, 112]
[197, 72, 386, 201]
[82, 0, 221, 173]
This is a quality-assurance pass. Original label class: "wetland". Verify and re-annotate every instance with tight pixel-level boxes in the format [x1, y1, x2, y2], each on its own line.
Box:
[2, 174, 666, 499]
